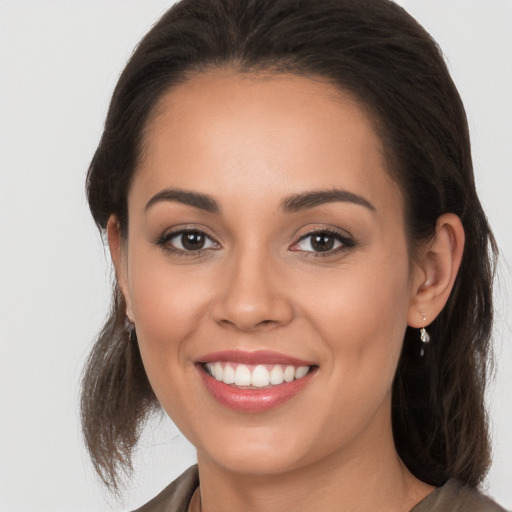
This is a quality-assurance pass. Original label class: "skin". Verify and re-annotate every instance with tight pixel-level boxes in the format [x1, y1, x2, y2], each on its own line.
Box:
[108, 70, 464, 512]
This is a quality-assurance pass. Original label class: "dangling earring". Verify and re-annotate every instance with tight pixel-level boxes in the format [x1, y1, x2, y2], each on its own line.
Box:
[419, 312, 430, 357]
[420, 312, 430, 343]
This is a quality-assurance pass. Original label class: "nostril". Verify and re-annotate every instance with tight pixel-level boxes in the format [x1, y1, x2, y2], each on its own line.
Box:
[256, 319, 280, 330]
[218, 318, 277, 331]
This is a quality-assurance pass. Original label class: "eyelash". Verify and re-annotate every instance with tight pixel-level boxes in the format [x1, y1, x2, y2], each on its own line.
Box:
[155, 227, 355, 258]
[291, 227, 356, 257]
[155, 229, 220, 257]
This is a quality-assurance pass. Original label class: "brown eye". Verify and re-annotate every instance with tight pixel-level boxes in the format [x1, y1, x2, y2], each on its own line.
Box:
[310, 234, 335, 252]
[159, 229, 220, 254]
[181, 231, 206, 250]
[291, 229, 355, 255]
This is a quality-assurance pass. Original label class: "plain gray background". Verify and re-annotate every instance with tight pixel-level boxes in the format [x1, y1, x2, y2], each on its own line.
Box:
[0, 1, 510, 510]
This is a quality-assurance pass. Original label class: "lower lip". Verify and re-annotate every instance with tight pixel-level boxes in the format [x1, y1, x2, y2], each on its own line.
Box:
[197, 365, 315, 413]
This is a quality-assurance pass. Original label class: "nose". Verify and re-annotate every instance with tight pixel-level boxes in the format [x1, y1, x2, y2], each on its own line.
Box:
[211, 250, 295, 332]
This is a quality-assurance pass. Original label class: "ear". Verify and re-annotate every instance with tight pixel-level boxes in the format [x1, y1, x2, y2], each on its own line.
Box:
[408, 213, 465, 328]
[106, 215, 134, 322]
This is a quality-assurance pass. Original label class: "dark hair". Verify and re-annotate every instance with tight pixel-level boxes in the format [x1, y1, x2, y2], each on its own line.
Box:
[82, 0, 497, 493]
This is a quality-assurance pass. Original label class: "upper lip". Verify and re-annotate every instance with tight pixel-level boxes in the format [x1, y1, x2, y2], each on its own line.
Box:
[196, 349, 315, 367]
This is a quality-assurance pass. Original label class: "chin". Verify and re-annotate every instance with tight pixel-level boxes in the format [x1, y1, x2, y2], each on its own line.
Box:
[194, 422, 326, 477]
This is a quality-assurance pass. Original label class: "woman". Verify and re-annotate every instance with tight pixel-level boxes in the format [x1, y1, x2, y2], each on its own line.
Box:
[81, 0, 505, 510]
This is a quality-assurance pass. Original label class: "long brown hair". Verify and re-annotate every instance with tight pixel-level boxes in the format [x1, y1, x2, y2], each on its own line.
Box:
[81, 0, 497, 493]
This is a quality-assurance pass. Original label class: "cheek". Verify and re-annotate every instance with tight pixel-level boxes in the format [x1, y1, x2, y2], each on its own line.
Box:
[285, 253, 411, 451]
[126, 251, 214, 394]
[128, 233, 214, 324]
[131, 273, 205, 343]
[297, 248, 412, 389]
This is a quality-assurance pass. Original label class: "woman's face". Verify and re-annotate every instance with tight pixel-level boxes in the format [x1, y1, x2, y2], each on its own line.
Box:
[115, 70, 423, 476]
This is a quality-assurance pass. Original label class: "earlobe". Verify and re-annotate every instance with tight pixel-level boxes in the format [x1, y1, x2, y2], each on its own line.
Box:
[106, 215, 134, 321]
[408, 213, 465, 328]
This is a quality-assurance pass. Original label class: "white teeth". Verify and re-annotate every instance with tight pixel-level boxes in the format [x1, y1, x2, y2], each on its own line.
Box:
[205, 363, 215, 377]
[223, 364, 235, 384]
[251, 365, 270, 387]
[295, 366, 309, 379]
[283, 365, 295, 383]
[205, 362, 311, 387]
[234, 364, 252, 386]
[269, 365, 284, 385]
[214, 362, 223, 381]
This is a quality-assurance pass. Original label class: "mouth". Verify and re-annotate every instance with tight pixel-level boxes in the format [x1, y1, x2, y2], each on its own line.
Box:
[202, 362, 312, 388]
[196, 350, 317, 412]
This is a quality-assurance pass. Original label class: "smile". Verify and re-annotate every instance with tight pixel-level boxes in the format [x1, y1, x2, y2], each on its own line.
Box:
[197, 350, 317, 412]
[204, 362, 311, 388]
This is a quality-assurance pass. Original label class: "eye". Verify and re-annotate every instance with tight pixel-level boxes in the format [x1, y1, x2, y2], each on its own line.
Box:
[290, 229, 355, 255]
[157, 229, 220, 255]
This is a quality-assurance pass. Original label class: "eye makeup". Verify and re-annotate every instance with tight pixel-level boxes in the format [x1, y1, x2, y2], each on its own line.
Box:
[153, 224, 356, 260]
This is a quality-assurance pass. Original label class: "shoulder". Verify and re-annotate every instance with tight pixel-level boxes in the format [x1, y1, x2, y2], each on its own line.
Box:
[412, 479, 508, 512]
[132, 465, 199, 512]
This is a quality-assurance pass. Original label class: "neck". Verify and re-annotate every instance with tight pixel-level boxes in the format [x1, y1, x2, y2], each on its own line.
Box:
[195, 421, 433, 512]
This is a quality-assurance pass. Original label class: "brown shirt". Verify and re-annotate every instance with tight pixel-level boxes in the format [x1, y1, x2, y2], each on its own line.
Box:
[133, 465, 507, 512]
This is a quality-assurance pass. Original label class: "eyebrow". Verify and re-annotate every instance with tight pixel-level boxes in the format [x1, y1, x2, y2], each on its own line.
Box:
[281, 189, 375, 213]
[145, 188, 220, 213]
[145, 187, 375, 214]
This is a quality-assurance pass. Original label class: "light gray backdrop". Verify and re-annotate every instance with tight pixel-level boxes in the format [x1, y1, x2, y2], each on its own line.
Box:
[0, 1, 510, 510]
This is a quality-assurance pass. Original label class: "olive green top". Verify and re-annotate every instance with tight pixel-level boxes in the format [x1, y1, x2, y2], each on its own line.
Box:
[133, 465, 507, 512]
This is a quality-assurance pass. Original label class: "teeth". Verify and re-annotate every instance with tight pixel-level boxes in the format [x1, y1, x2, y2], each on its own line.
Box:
[223, 364, 235, 384]
[295, 366, 309, 379]
[205, 363, 215, 378]
[269, 365, 284, 385]
[234, 364, 252, 386]
[284, 365, 295, 383]
[214, 362, 223, 381]
[251, 365, 270, 387]
[205, 362, 311, 387]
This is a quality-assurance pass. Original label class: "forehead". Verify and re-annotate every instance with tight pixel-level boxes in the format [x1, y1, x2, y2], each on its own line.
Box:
[134, 70, 401, 213]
